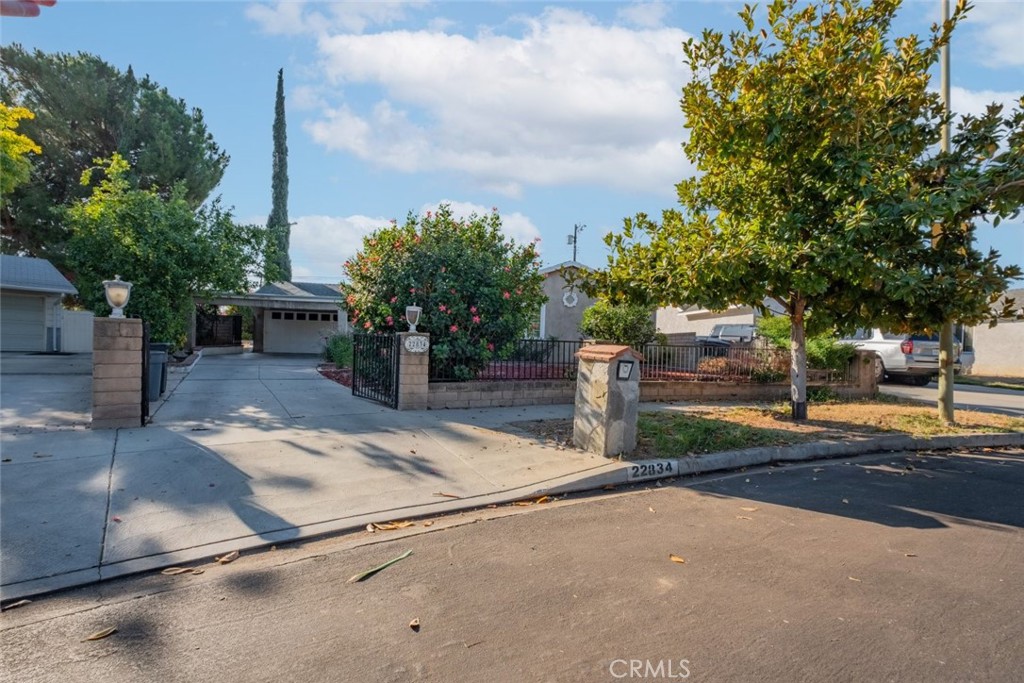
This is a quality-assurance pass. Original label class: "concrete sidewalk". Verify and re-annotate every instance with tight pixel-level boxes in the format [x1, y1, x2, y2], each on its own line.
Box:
[1, 354, 612, 600]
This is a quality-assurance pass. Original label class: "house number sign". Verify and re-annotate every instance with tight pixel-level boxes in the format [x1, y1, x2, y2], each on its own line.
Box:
[404, 336, 429, 353]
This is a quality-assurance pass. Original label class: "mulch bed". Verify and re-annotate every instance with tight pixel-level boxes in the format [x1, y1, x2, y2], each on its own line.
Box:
[318, 364, 352, 388]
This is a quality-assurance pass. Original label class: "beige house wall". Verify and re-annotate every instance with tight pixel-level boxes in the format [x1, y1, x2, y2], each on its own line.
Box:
[540, 270, 596, 340]
[970, 320, 1024, 377]
[656, 307, 757, 336]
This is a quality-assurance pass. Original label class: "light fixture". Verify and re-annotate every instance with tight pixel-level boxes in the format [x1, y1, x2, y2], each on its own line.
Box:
[103, 275, 132, 319]
[405, 303, 422, 332]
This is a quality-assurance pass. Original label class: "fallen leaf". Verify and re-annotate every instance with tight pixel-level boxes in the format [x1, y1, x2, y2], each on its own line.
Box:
[904, 553, 918, 558]
[191, 568, 205, 575]
[1, 599, 31, 611]
[842, 499, 849, 504]
[736, 516, 753, 520]
[372, 521, 415, 531]
[409, 618, 421, 631]
[740, 506, 759, 512]
[422, 521, 434, 527]
[216, 550, 239, 564]
[161, 567, 193, 576]
[366, 524, 376, 533]
[83, 627, 117, 641]
[848, 576, 862, 582]
[347, 549, 413, 583]
[669, 554, 686, 564]
[410, 449, 417, 455]
[535, 496, 550, 504]
[433, 492, 460, 499]
[649, 507, 656, 513]
[111, 516, 122, 523]
[512, 501, 533, 507]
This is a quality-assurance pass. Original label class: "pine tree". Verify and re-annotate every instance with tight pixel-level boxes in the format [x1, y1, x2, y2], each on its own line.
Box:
[265, 68, 291, 282]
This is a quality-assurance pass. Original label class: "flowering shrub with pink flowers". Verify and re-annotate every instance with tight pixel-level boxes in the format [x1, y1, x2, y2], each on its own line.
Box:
[341, 204, 545, 380]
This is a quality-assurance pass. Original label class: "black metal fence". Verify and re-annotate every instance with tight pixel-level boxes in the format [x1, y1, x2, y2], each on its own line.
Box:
[197, 314, 242, 346]
[429, 339, 583, 382]
[352, 333, 401, 408]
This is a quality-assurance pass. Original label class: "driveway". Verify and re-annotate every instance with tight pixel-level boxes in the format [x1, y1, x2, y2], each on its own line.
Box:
[1, 352, 609, 599]
[0, 352, 93, 429]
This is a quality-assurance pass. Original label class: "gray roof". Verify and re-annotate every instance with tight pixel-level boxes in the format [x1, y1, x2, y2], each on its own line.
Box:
[0, 255, 77, 295]
[253, 281, 342, 299]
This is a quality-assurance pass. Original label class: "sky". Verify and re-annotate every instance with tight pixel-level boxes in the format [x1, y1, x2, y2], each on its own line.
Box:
[3, 0, 1022, 284]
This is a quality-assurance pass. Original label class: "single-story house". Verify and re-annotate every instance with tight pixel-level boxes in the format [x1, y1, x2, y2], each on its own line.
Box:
[656, 300, 786, 339]
[197, 281, 349, 355]
[535, 261, 596, 340]
[0, 254, 78, 352]
[964, 288, 1024, 378]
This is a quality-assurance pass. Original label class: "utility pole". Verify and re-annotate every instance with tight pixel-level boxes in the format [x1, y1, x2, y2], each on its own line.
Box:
[936, 0, 956, 425]
[568, 223, 585, 262]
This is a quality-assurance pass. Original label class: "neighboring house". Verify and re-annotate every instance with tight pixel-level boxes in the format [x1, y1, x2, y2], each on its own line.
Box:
[964, 288, 1024, 378]
[535, 261, 597, 340]
[0, 254, 78, 352]
[656, 300, 786, 339]
[198, 281, 349, 355]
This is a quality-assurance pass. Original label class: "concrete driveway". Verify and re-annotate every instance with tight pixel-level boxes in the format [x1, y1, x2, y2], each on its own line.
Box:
[0, 352, 93, 429]
[880, 380, 1024, 417]
[1, 352, 610, 600]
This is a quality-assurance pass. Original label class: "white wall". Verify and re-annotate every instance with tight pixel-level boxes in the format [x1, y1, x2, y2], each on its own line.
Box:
[656, 307, 757, 336]
[263, 310, 343, 354]
[970, 320, 1024, 377]
[62, 310, 95, 353]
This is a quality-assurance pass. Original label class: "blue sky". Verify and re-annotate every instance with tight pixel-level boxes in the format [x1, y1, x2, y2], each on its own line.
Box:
[3, 0, 1022, 283]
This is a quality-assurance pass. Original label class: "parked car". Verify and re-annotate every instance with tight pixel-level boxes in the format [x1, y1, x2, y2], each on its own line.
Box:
[707, 323, 757, 343]
[840, 328, 961, 385]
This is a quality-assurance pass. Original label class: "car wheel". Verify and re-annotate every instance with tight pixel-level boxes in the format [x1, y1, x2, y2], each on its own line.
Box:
[905, 374, 932, 387]
[873, 356, 886, 383]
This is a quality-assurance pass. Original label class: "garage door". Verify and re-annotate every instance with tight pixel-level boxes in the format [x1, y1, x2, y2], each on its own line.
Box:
[1, 293, 45, 351]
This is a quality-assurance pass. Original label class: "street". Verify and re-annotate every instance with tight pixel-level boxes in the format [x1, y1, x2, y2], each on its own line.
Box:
[879, 381, 1024, 418]
[3, 448, 1023, 683]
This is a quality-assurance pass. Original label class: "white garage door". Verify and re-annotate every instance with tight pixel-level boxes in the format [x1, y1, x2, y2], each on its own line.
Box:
[1, 292, 46, 352]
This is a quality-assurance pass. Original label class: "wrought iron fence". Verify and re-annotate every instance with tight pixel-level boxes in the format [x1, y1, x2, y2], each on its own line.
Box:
[352, 333, 401, 408]
[429, 339, 583, 382]
[641, 342, 854, 384]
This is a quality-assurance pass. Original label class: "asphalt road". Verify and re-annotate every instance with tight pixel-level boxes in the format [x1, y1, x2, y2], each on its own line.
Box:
[879, 381, 1024, 418]
[3, 449, 1023, 683]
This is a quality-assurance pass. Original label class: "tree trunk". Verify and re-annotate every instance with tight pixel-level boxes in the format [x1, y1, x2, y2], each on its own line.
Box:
[790, 300, 808, 421]
[937, 320, 956, 425]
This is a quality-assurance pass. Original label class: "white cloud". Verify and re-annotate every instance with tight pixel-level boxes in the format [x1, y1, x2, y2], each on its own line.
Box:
[246, 1, 428, 36]
[418, 200, 543, 249]
[950, 86, 1021, 120]
[289, 213, 388, 280]
[290, 7, 693, 195]
[962, 1, 1024, 67]
[616, 1, 670, 28]
[289, 84, 327, 111]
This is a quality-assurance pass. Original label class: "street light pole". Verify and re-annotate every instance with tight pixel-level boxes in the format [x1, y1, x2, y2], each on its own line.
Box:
[936, 0, 956, 424]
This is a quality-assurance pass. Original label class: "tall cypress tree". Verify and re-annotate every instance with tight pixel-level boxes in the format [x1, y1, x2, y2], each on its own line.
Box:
[265, 68, 291, 282]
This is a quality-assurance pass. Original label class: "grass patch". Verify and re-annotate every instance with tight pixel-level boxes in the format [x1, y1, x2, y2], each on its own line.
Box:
[638, 412, 808, 457]
[955, 376, 1024, 392]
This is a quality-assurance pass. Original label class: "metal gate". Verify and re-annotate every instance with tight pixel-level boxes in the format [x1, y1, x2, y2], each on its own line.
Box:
[352, 333, 401, 408]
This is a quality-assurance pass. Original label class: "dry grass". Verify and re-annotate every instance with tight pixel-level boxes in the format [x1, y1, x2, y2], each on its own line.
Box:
[512, 399, 1023, 459]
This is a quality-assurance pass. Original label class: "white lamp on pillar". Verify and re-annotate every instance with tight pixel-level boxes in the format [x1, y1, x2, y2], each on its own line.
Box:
[405, 304, 422, 332]
[103, 275, 132, 318]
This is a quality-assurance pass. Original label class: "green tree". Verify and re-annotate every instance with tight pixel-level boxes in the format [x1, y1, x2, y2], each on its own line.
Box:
[579, 300, 657, 350]
[589, 0, 1020, 420]
[265, 68, 291, 282]
[0, 103, 40, 200]
[66, 155, 269, 346]
[0, 45, 229, 267]
[342, 205, 545, 380]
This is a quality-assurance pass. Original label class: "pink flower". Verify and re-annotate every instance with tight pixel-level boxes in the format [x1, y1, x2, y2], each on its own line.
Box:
[386, 316, 394, 326]
[487, 343, 495, 352]
[503, 291, 511, 299]
[363, 321, 372, 329]
[532, 236, 541, 243]
[450, 324, 459, 333]
[390, 296, 398, 303]
[409, 288, 416, 294]
[472, 315, 481, 324]
[503, 266, 511, 273]
[515, 288, 522, 295]
[438, 304, 447, 312]
[470, 306, 478, 314]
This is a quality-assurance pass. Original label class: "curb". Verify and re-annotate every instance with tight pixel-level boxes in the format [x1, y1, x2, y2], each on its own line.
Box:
[3, 431, 1020, 603]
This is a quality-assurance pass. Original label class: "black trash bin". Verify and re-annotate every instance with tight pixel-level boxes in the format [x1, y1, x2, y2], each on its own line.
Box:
[148, 347, 168, 401]
[150, 342, 171, 395]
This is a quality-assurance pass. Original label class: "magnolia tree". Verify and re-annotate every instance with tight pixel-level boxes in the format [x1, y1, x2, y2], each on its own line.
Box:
[341, 205, 545, 380]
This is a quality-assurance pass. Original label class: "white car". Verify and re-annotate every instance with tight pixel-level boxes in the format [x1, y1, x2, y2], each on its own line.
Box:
[840, 329, 961, 386]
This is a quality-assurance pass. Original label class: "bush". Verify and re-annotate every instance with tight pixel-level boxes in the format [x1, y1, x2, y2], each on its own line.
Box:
[323, 334, 353, 368]
[341, 204, 544, 379]
[756, 315, 855, 372]
[579, 300, 657, 350]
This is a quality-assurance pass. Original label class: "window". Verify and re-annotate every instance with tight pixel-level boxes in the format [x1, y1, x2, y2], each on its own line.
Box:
[332, 314, 338, 322]
[321, 313, 332, 321]
[296, 313, 307, 321]
[284, 312, 294, 321]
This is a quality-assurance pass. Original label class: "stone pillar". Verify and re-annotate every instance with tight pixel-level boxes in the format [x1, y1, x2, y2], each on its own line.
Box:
[573, 344, 643, 457]
[396, 332, 430, 410]
[92, 318, 143, 429]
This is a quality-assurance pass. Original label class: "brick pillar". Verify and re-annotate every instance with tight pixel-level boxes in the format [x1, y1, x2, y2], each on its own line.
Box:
[396, 332, 429, 410]
[92, 318, 143, 429]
